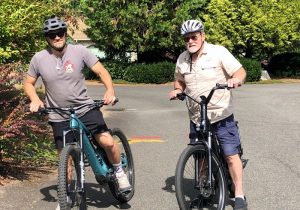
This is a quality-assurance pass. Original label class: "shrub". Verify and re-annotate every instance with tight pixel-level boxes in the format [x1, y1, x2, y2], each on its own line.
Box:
[267, 52, 300, 78]
[83, 66, 98, 80]
[0, 63, 56, 165]
[124, 62, 175, 84]
[239, 58, 261, 82]
[102, 60, 129, 80]
[83, 60, 129, 80]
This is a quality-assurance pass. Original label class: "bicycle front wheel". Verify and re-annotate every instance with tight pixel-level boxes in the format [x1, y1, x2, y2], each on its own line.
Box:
[57, 144, 86, 210]
[108, 128, 135, 203]
[175, 145, 227, 210]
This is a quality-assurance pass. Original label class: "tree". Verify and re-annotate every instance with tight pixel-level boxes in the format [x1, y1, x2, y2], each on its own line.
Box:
[0, 0, 76, 64]
[0, 0, 82, 169]
[203, 0, 300, 59]
[80, 0, 208, 62]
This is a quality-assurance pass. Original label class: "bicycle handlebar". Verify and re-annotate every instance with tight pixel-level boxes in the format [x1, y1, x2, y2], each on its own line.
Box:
[38, 98, 119, 115]
[175, 83, 231, 132]
[176, 83, 231, 104]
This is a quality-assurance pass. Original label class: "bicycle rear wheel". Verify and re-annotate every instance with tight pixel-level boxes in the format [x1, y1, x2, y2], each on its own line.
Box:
[58, 144, 86, 210]
[108, 128, 135, 203]
[175, 145, 227, 210]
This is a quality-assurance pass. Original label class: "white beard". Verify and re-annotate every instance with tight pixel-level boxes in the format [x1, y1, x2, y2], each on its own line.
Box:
[187, 46, 200, 54]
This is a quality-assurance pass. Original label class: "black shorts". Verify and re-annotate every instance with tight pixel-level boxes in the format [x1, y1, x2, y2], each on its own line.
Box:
[49, 108, 108, 149]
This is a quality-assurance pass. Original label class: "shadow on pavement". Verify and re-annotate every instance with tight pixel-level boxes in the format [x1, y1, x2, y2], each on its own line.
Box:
[162, 175, 235, 209]
[40, 182, 132, 209]
[162, 176, 176, 193]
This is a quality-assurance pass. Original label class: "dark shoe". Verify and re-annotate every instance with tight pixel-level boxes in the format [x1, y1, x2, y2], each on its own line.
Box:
[234, 197, 247, 210]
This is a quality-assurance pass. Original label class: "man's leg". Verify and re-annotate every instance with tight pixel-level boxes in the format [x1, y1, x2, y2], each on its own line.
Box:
[81, 108, 131, 190]
[212, 115, 247, 209]
[95, 131, 131, 191]
[226, 154, 244, 196]
[94, 131, 120, 164]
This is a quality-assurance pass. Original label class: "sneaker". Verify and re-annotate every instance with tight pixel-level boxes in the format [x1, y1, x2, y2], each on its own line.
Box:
[55, 203, 60, 210]
[116, 171, 132, 192]
[234, 197, 247, 210]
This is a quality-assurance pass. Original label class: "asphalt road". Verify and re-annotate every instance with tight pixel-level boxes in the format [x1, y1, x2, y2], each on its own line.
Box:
[0, 83, 299, 210]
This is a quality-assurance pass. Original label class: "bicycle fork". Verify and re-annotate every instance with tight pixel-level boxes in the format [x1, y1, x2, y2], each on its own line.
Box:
[79, 130, 85, 191]
[194, 131, 214, 196]
[206, 132, 213, 188]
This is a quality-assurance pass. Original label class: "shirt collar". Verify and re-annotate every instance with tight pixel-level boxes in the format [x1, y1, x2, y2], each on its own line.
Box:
[201, 41, 208, 55]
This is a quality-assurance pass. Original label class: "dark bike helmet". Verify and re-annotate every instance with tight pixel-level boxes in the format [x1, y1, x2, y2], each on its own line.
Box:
[181, 20, 204, 35]
[43, 16, 67, 34]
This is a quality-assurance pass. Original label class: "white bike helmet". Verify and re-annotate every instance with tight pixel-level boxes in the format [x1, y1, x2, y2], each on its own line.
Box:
[181, 20, 204, 35]
[43, 16, 67, 33]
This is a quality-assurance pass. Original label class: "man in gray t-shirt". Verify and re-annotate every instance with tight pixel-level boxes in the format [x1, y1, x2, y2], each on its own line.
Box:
[24, 16, 131, 197]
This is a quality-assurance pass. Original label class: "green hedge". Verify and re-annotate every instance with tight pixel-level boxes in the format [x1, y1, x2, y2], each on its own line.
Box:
[267, 52, 300, 78]
[83, 58, 262, 83]
[239, 58, 261, 82]
[83, 66, 97, 80]
[83, 60, 129, 80]
[102, 60, 129, 80]
[124, 62, 175, 84]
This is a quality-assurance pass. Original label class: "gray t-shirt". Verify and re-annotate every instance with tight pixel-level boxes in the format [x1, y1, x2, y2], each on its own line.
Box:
[27, 44, 99, 122]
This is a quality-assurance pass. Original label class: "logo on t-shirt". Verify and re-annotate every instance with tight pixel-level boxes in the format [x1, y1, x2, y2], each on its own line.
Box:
[64, 60, 75, 73]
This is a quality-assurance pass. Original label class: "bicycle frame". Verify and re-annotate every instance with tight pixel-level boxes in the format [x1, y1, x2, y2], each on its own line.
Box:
[192, 106, 215, 190]
[40, 101, 129, 181]
[62, 108, 129, 181]
[64, 113, 111, 178]
[39, 101, 135, 208]
[180, 84, 229, 190]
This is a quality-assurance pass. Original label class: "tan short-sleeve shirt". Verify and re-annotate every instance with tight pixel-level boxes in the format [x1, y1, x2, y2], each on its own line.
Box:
[175, 42, 242, 124]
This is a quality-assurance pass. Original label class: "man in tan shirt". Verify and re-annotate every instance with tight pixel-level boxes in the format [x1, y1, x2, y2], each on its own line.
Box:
[169, 20, 247, 210]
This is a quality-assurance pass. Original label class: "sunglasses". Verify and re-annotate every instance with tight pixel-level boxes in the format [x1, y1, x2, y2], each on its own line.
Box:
[46, 31, 65, 39]
[183, 34, 200, 42]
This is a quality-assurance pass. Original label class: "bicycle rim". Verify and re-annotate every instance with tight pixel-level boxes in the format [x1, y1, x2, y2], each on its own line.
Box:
[57, 145, 86, 210]
[175, 145, 227, 210]
[108, 128, 135, 203]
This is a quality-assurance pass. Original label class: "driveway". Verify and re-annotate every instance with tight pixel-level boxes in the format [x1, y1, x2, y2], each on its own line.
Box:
[0, 83, 299, 210]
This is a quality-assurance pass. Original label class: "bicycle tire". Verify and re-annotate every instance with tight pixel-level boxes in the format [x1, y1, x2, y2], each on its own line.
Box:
[175, 144, 227, 210]
[108, 128, 135, 203]
[57, 145, 87, 210]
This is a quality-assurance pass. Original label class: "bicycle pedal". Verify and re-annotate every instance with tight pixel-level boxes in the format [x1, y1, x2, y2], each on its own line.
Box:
[95, 174, 107, 185]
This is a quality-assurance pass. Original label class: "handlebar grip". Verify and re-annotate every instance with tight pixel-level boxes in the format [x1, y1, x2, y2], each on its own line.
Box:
[95, 98, 119, 106]
[216, 83, 232, 90]
[38, 107, 49, 114]
[176, 93, 186, 101]
[216, 83, 228, 88]
[112, 97, 119, 105]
